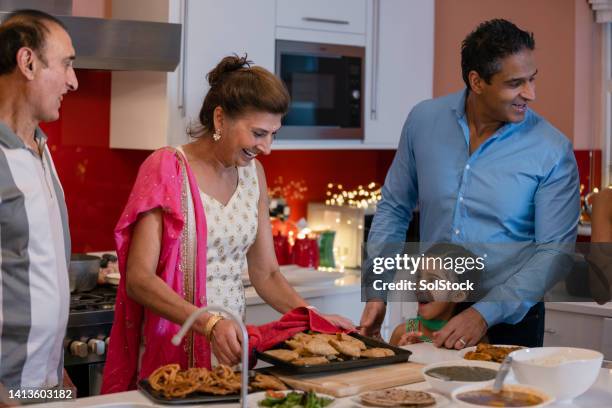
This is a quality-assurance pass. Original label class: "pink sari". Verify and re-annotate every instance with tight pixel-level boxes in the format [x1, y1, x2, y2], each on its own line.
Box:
[101, 147, 211, 394]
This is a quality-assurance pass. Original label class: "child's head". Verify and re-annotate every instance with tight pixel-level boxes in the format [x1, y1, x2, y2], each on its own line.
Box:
[415, 243, 480, 320]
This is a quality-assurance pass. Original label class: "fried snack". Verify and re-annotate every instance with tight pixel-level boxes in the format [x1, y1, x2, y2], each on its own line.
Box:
[360, 347, 395, 358]
[250, 373, 287, 391]
[465, 343, 523, 363]
[464, 351, 493, 361]
[147, 364, 245, 399]
[292, 356, 330, 366]
[360, 389, 435, 407]
[264, 349, 300, 362]
[312, 333, 337, 343]
[329, 339, 361, 357]
[304, 339, 339, 356]
[148, 364, 180, 391]
[285, 339, 306, 352]
[293, 332, 314, 343]
[337, 333, 367, 350]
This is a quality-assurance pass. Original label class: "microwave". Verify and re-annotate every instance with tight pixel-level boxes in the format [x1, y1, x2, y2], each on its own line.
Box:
[275, 40, 364, 140]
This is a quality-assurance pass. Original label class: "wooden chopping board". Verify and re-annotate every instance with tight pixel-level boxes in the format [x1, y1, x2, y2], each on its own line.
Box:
[270, 362, 425, 397]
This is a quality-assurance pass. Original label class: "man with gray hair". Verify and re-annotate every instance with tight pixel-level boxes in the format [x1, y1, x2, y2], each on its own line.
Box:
[0, 9, 78, 392]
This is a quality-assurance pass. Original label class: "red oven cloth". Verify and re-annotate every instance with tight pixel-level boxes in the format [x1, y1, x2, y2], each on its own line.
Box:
[247, 306, 354, 367]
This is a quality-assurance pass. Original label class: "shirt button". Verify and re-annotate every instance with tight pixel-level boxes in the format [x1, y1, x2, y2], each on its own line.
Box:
[459, 196, 464, 202]
[465, 164, 471, 170]
[454, 229, 460, 235]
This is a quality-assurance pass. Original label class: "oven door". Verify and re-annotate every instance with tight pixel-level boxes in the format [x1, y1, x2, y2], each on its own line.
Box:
[275, 40, 364, 140]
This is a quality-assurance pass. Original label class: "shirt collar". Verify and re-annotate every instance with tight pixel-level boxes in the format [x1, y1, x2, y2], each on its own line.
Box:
[0, 122, 47, 150]
[451, 88, 528, 132]
[452, 88, 469, 119]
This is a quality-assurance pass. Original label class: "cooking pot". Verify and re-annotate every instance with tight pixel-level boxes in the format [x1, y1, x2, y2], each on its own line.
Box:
[69, 254, 100, 293]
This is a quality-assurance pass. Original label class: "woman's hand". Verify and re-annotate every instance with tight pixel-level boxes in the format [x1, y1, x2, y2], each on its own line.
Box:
[319, 313, 355, 330]
[210, 319, 243, 366]
[397, 331, 423, 346]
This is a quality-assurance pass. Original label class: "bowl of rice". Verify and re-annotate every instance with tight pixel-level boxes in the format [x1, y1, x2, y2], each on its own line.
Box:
[510, 347, 603, 402]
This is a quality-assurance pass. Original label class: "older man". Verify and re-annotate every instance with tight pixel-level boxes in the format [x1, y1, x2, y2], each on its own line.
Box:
[0, 9, 78, 390]
[361, 19, 579, 348]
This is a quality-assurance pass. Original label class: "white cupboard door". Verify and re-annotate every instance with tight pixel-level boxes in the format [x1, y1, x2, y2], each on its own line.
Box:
[276, 0, 366, 35]
[183, 0, 276, 123]
[364, 0, 434, 148]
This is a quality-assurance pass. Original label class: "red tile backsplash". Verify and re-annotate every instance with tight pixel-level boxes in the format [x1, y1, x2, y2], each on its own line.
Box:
[39, 71, 600, 252]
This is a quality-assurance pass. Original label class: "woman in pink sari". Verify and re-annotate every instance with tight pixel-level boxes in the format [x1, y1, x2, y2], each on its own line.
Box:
[101, 56, 353, 393]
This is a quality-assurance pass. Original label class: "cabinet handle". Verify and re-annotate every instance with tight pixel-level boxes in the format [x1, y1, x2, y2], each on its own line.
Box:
[302, 17, 350, 25]
[370, 0, 380, 120]
[544, 328, 556, 334]
[178, 0, 188, 117]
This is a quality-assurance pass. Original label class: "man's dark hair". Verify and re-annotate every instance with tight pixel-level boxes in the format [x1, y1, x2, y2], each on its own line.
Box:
[0, 9, 67, 75]
[461, 19, 535, 90]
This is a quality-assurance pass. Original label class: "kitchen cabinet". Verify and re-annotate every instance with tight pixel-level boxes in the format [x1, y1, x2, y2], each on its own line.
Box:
[182, 0, 276, 122]
[109, 0, 275, 150]
[109, 0, 185, 150]
[276, 0, 367, 42]
[273, 0, 434, 150]
[363, 0, 434, 149]
[544, 305, 612, 359]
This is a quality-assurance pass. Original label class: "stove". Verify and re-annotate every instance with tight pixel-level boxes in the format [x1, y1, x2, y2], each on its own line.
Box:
[65, 285, 117, 397]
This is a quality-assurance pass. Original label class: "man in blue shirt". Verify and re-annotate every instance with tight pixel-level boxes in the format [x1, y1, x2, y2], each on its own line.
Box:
[360, 19, 579, 348]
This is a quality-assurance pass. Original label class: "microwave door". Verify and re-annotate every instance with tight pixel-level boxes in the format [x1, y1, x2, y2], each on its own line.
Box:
[275, 40, 364, 140]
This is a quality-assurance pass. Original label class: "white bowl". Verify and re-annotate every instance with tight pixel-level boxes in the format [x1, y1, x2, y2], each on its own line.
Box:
[510, 347, 603, 402]
[452, 383, 554, 408]
[422, 359, 500, 395]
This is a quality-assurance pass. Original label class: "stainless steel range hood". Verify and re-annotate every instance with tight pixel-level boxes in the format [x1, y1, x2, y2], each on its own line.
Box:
[0, 0, 181, 72]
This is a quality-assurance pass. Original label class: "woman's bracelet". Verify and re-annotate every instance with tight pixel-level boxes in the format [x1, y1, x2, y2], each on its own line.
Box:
[203, 314, 224, 341]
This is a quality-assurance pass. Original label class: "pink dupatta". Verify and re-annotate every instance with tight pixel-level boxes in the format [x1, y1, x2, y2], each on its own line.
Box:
[101, 148, 211, 394]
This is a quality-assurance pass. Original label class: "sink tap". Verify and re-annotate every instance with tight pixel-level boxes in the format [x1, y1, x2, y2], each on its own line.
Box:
[171, 305, 249, 408]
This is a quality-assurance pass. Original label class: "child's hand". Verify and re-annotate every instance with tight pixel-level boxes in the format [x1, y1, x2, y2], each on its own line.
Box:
[397, 331, 424, 346]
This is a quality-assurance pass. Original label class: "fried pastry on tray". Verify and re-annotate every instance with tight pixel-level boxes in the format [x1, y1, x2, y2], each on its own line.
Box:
[285, 339, 305, 350]
[329, 339, 361, 357]
[250, 373, 287, 391]
[304, 339, 339, 356]
[292, 356, 330, 366]
[337, 332, 367, 350]
[263, 349, 300, 362]
[361, 347, 395, 358]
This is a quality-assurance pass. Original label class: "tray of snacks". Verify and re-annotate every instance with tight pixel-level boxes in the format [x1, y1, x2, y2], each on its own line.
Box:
[256, 332, 411, 374]
[459, 343, 524, 364]
[138, 364, 287, 405]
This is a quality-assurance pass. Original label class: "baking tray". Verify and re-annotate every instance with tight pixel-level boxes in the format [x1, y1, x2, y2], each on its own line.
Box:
[255, 332, 412, 374]
[138, 379, 240, 405]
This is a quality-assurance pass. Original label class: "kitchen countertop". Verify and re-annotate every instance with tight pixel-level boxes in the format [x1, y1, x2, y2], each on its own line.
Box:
[43, 342, 612, 407]
[246, 268, 361, 306]
[545, 282, 612, 317]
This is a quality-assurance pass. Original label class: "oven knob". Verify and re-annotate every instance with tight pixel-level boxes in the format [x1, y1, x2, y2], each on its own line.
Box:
[87, 339, 105, 356]
[69, 341, 88, 358]
[352, 90, 360, 100]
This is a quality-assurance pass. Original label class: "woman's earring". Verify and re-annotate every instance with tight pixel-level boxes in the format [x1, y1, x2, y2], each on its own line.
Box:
[212, 129, 222, 142]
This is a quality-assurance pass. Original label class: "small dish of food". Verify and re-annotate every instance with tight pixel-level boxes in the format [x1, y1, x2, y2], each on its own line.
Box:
[459, 343, 523, 364]
[352, 388, 448, 407]
[451, 383, 554, 408]
[422, 360, 500, 395]
[510, 347, 603, 402]
[248, 389, 336, 408]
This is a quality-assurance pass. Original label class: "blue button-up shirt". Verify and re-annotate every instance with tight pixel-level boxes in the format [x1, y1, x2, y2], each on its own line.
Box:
[369, 89, 580, 326]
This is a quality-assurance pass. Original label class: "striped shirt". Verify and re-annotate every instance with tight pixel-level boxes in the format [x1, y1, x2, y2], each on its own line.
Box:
[0, 122, 71, 389]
